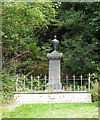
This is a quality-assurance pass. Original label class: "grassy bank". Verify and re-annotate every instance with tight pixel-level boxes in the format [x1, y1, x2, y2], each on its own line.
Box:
[2, 102, 98, 118]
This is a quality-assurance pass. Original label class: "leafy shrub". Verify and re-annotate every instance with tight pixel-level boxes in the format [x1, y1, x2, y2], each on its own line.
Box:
[2, 71, 16, 104]
[90, 80, 99, 102]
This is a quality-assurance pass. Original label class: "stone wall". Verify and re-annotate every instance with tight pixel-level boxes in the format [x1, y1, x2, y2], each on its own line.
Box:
[14, 92, 91, 104]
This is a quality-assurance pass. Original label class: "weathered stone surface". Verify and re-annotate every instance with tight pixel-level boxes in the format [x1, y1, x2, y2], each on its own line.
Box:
[47, 51, 62, 59]
[47, 51, 63, 90]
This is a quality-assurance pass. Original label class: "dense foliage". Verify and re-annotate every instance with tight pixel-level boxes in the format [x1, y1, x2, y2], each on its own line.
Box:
[2, 2, 59, 76]
[2, 2, 100, 103]
[56, 3, 99, 77]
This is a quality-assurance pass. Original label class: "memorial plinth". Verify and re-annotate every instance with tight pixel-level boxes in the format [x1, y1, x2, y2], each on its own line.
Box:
[47, 36, 63, 90]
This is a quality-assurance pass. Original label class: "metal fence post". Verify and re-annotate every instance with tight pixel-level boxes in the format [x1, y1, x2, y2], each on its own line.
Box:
[24, 75, 26, 89]
[88, 73, 90, 92]
[85, 86, 86, 91]
[80, 74, 83, 91]
[31, 75, 33, 91]
[34, 86, 36, 92]
[37, 75, 40, 91]
[70, 85, 72, 91]
[42, 84, 43, 91]
[63, 86, 65, 91]
[45, 75, 47, 90]
[66, 74, 68, 91]
[16, 74, 18, 91]
[78, 86, 79, 91]
[73, 74, 76, 91]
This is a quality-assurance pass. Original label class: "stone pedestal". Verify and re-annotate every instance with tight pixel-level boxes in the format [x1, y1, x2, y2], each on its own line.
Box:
[47, 51, 63, 90]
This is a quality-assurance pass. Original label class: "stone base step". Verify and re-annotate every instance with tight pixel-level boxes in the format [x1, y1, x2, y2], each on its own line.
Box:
[14, 92, 92, 104]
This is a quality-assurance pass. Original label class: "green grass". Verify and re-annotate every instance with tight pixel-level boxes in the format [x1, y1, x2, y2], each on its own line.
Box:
[2, 102, 98, 118]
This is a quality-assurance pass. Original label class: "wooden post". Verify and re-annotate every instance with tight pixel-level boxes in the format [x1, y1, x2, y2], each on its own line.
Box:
[88, 73, 90, 92]
[37, 75, 40, 91]
[24, 75, 26, 89]
[80, 74, 83, 91]
[73, 74, 75, 91]
[31, 75, 33, 91]
[16, 74, 18, 91]
[45, 75, 47, 90]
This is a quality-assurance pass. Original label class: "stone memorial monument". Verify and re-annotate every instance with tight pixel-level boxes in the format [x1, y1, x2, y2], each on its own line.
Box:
[47, 36, 63, 90]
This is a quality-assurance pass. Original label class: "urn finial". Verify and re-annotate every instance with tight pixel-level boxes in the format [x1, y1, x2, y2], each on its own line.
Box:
[52, 35, 59, 51]
[54, 35, 57, 39]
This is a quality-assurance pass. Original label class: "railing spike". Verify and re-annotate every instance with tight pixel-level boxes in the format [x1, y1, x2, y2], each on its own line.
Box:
[66, 74, 68, 80]
[44, 75, 47, 79]
[31, 75, 32, 79]
[72, 74, 76, 78]
[37, 75, 40, 79]
[24, 75, 26, 79]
